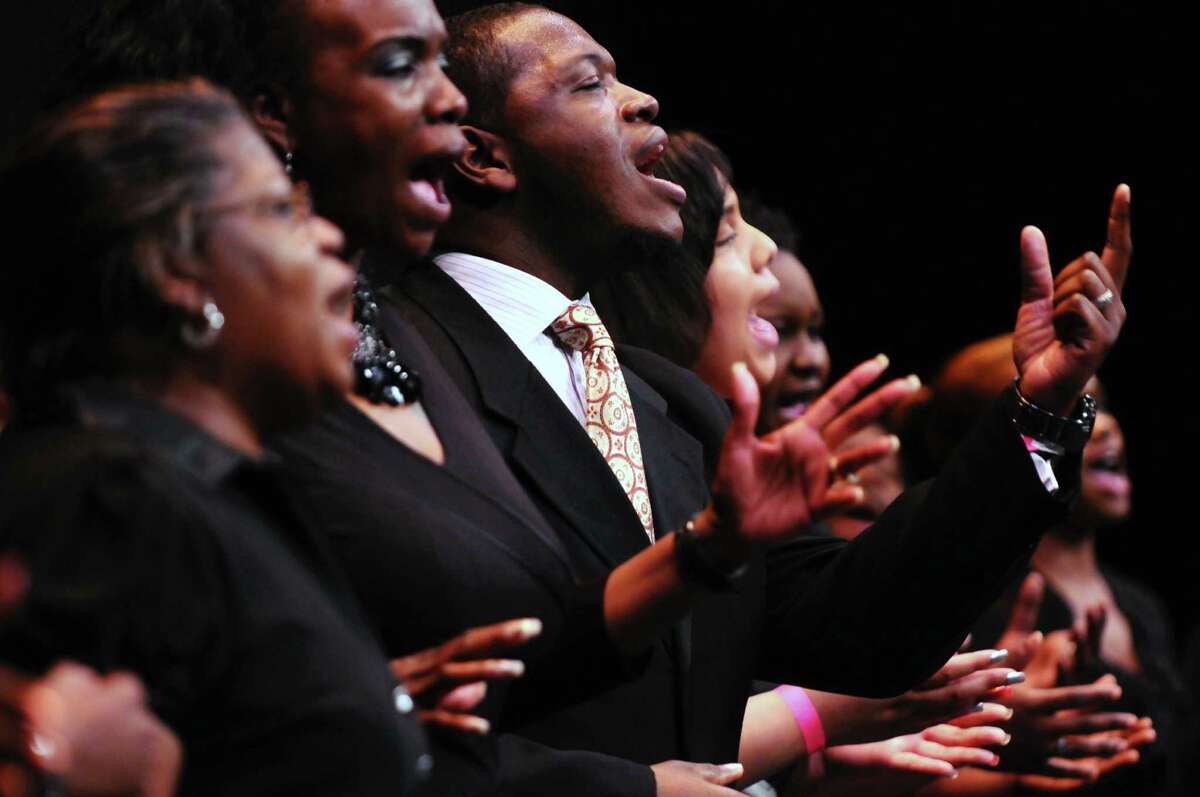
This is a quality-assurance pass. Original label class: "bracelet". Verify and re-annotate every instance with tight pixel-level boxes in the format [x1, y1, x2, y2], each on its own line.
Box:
[673, 517, 748, 592]
[775, 685, 827, 754]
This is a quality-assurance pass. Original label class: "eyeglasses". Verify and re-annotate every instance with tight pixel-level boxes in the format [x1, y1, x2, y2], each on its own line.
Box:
[198, 182, 314, 227]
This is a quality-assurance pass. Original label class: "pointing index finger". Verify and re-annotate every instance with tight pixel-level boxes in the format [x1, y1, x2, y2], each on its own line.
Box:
[1101, 184, 1132, 290]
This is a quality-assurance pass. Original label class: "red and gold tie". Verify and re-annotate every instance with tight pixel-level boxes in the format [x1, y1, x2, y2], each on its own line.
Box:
[550, 303, 656, 543]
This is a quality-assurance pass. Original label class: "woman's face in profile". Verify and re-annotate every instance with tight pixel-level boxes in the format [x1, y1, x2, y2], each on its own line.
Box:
[198, 122, 359, 404]
[692, 182, 781, 397]
[757, 251, 831, 432]
[282, 0, 467, 255]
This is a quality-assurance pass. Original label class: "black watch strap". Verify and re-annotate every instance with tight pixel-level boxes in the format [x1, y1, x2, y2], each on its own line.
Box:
[674, 519, 748, 592]
[1004, 378, 1096, 454]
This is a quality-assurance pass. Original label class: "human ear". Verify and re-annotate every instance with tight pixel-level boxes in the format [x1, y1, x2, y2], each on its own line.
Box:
[250, 85, 295, 161]
[453, 125, 518, 194]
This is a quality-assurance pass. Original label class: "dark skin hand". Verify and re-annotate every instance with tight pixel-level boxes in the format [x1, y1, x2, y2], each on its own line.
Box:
[0, 558, 181, 797]
[1013, 186, 1131, 414]
[390, 617, 542, 735]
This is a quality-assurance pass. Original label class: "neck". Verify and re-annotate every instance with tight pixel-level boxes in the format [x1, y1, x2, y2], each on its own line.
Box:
[1033, 526, 1100, 583]
[142, 369, 264, 457]
[440, 205, 599, 299]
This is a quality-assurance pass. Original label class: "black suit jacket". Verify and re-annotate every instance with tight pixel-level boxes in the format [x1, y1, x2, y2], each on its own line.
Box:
[390, 257, 1075, 774]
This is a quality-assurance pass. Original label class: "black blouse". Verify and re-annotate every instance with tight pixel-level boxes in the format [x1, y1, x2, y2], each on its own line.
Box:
[0, 385, 428, 796]
[273, 297, 645, 795]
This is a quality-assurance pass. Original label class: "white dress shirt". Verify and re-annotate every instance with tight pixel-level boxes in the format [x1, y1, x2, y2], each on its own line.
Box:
[434, 252, 592, 426]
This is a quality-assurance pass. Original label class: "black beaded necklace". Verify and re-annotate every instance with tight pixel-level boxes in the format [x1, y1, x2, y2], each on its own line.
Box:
[352, 275, 422, 406]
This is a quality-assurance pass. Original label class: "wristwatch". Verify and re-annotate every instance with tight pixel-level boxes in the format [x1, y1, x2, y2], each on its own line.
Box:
[1003, 378, 1097, 454]
[674, 517, 749, 591]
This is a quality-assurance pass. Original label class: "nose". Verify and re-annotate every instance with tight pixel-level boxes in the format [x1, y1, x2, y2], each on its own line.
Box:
[426, 69, 469, 125]
[311, 214, 346, 257]
[620, 84, 660, 124]
[750, 225, 780, 273]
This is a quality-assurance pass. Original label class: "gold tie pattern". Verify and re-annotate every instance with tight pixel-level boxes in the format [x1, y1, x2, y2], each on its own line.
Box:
[550, 303, 656, 543]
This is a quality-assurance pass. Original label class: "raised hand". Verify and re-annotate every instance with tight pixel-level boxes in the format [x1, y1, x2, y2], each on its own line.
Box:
[650, 759, 744, 796]
[1013, 185, 1131, 414]
[713, 356, 919, 542]
[390, 617, 542, 735]
[994, 573, 1048, 670]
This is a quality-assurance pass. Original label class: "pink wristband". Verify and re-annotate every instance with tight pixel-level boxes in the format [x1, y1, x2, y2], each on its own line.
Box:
[775, 685, 826, 753]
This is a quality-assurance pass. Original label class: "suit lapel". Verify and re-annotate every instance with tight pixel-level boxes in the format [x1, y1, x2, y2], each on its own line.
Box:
[394, 261, 651, 568]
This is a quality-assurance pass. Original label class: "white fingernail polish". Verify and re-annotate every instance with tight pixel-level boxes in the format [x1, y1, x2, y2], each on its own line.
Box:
[989, 649, 1009, 664]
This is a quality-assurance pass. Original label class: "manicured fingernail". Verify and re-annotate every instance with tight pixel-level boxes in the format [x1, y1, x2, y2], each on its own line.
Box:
[828, 455, 839, 472]
[1005, 672, 1026, 686]
[732, 362, 750, 378]
[1004, 707, 1014, 720]
[875, 353, 890, 369]
[497, 660, 525, 677]
[719, 763, 744, 776]
[513, 619, 543, 640]
[989, 753, 1001, 766]
[28, 733, 56, 761]
[1001, 733, 1012, 746]
[887, 435, 901, 452]
[849, 486, 865, 503]
[463, 717, 491, 735]
[988, 649, 1009, 664]
[969, 702, 986, 714]
[905, 374, 921, 390]
[948, 769, 960, 780]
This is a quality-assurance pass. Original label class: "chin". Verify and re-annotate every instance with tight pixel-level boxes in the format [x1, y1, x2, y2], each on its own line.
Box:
[748, 352, 778, 388]
[395, 224, 438, 259]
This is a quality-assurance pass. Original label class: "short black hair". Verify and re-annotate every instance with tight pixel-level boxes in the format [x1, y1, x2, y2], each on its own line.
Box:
[443, 2, 545, 130]
[592, 131, 732, 369]
[0, 80, 247, 412]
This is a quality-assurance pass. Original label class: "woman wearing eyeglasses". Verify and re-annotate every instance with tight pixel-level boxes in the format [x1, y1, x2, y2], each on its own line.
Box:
[0, 79, 438, 796]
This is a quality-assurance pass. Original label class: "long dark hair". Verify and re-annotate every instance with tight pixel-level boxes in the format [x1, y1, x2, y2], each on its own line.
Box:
[0, 80, 248, 412]
[592, 130, 732, 368]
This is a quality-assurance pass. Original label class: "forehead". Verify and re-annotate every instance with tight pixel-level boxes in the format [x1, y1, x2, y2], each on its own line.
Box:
[500, 11, 613, 86]
[212, 123, 288, 193]
[302, 0, 445, 50]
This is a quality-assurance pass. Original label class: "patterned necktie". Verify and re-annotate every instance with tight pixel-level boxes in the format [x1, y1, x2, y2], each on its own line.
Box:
[550, 303, 656, 543]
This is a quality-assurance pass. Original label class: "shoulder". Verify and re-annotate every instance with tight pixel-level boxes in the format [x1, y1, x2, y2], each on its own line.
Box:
[618, 344, 730, 469]
[0, 425, 232, 674]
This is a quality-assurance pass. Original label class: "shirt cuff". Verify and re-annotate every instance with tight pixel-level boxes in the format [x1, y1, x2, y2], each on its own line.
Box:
[1022, 434, 1066, 495]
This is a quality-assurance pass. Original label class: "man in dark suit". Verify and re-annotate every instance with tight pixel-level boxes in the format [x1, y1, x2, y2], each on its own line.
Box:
[387, 4, 1132, 794]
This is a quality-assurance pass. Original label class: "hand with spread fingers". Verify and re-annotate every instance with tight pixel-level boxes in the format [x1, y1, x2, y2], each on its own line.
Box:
[0, 558, 181, 797]
[827, 648, 1024, 746]
[993, 671, 1152, 777]
[712, 355, 921, 543]
[1012, 185, 1132, 415]
[389, 617, 542, 735]
[802, 723, 1011, 796]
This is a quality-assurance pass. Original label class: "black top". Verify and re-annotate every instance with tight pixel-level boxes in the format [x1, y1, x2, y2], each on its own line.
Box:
[971, 564, 1190, 795]
[0, 385, 428, 796]
[272, 303, 650, 796]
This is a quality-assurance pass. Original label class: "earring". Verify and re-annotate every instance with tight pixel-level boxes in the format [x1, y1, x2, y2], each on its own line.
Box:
[181, 301, 225, 349]
[285, 150, 294, 177]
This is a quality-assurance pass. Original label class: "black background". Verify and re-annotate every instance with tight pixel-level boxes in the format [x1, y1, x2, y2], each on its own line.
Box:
[4, 1, 1197, 643]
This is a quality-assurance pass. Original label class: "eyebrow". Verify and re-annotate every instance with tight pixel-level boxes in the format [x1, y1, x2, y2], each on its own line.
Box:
[563, 51, 616, 73]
